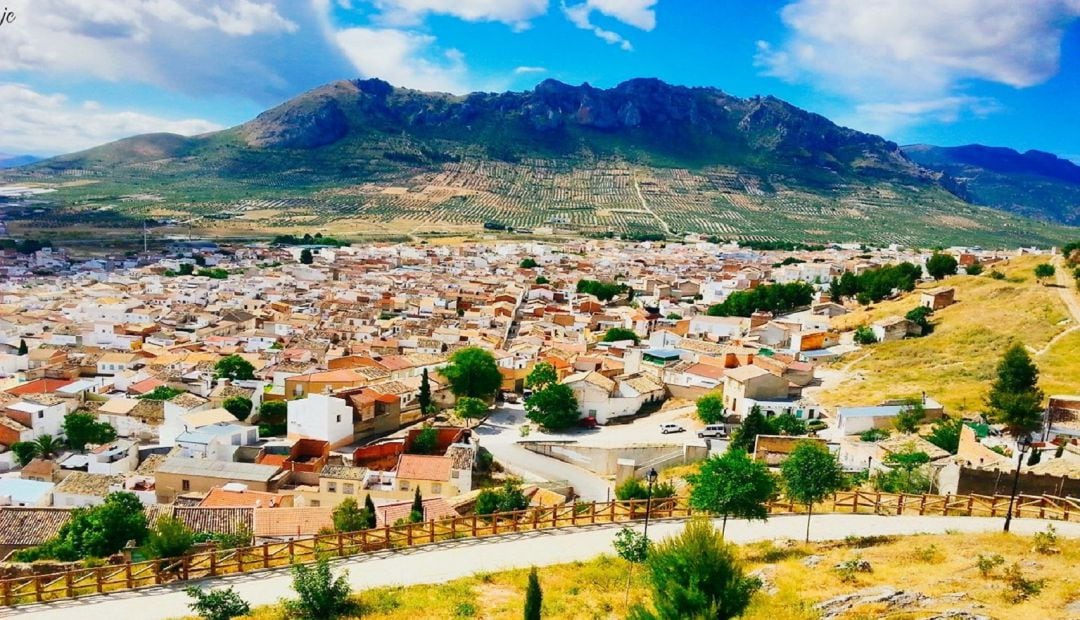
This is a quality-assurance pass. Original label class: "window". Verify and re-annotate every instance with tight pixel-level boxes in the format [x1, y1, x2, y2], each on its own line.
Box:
[181, 480, 190, 491]
[342, 483, 354, 495]
[327, 482, 337, 493]
[336, 414, 342, 423]
[400, 480, 410, 491]
[431, 483, 442, 494]
[38, 412, 44, 419]
[451, 470, 459, 479]
[310, 500, 320, 507]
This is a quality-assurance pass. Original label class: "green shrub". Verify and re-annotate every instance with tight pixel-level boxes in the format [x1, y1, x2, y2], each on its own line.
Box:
[1002, 562, 1045, 603]
[285, 559, 355, 619]
[976, 553, 1004, 578]
[185, 586, 250, 620]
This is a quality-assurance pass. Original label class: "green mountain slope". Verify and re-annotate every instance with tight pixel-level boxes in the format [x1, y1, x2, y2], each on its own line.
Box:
[903, 144, 1080, 226]
[2, 78, 1075, 247]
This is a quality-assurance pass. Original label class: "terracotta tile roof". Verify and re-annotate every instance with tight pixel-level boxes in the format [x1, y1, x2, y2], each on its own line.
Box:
[5, 378, 74, 395]
[375, 497, 458, 527]
[147, 505, 254, 536]
[253, 506, 334, 538]
[396, 454, 452, 482]
[320, 465, 368, 481]
[53, 472, 120, 498]
[200, 487, 289, 508]
[0, 508, 72, 548]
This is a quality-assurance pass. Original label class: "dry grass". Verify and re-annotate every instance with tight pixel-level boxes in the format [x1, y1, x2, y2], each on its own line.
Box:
[821, 255, 1074, 414]
[182, 530, 1080, 619]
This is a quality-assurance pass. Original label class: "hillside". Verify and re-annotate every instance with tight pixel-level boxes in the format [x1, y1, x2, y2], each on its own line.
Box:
[0, 78, 1076, 247]
[904, 144, 1080, 226]
[820, 255, 1079, 413]
[186, 531, 1080, 620]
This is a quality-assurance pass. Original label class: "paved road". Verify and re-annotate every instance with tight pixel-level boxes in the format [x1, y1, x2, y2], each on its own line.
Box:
[10, 514, 1079, 620]
[475, 406, 613, 501]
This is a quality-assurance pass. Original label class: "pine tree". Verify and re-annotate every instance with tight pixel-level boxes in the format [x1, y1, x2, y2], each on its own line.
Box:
[524, 567, 542, 620]
[987, 344, 1045, 439]
[419, 368, 432, 414]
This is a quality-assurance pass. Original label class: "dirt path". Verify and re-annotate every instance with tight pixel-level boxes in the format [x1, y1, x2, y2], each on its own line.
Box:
[631, 169, 672, 236]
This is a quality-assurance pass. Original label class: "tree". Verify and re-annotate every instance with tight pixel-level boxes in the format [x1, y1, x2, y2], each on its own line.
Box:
[259, 400, 287, 426]
[524, 567, 542, 620]
[524, 383, 580, 431]
[31, 434, 61, 460]
[145, 515, 196, 559]
[409, 426, 438, 455]
[186, 586, 251, 620]
[905, 306, 933, 336]
[62, 412, 117, 451]
[455, 396, 489, 428]
[1027, 448, 1042, 467]
[285, 559, 354, 619]
[364, 494, 377, 529]
[781, 441, 846, 542]
[706, 282, 814, 317]
[629, 519, 759, 620]
[602, 327, 640, 344]
[770, 413, 808, 436]
[332, 498, 368, 533]
[613, 527, 650, 608]
[299, 248, 314, 264]
[925, 416, 964, 454]
[576, 279, 626, 302]
[442, 347, 502, 400]
[687, 449, 776, 535]
[418, 368, 433, 414]
[894, 399, 926, 434]
[525, 362, 558, 390]
[17, 339, 27, 356]
[1034, 263, 1056, 283]
[519, 258, 538, 269]
[872, 448, 932, 494]
[15, 492, 148, 561]
[214, 354, 255, 381]
[854, 325, 878, 345]
[966, 262, 984, 276]
[615, 478, 676, 501]
[409, 487, 424, 523]
[11, 441, 37, 467]
[926, 253, 958, 280]
[222, 396, 253, 422]
[986, 344, 1045, 438]
[475, 479, 529, 516]
[729, 406, 770, 453]
[535, 276, 549, 285]
[695, 393, 725, 424]
[178, 263, 195, 276]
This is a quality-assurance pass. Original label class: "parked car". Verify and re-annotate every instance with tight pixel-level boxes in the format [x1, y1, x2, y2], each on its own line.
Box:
[697, 424, 727, 439]
[659, 423, 685, 434]
[579, 416, 599, 430]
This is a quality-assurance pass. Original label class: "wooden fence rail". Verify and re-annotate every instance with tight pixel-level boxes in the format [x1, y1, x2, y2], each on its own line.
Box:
[2, 492, 1075, 607]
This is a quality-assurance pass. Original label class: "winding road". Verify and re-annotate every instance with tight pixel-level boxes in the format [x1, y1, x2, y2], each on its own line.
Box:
[8, 514, 1078, 620]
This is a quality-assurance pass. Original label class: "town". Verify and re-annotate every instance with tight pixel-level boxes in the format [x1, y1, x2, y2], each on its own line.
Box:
[0, 234, 1077, 615]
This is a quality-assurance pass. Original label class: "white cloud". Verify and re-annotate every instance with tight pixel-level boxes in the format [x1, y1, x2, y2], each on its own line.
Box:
[0, 83, 222, 154]
[840, 96, 1003, 137]
[364, 0, 549, 29]
[334, 27, 472, 93]
[561, 0, 657, 50]
[0, 1, 351, 102]
[756, 0, 1080, 135]
[513, 66, 547, 75]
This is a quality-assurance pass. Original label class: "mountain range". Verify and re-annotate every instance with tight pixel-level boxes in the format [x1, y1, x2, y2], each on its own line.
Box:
[3, 78, 1076, 247]
[0, 154, 41, 169]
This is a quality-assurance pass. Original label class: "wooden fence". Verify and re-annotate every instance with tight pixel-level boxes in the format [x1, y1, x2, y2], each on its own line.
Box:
[3, 491, 1078, 607]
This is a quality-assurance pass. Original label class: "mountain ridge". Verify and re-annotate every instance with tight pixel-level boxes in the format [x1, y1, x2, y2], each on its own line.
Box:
[5, 77, 1075, 247]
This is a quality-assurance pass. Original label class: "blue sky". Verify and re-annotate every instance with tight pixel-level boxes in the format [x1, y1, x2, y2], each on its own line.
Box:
[0, 0, 1077, 159]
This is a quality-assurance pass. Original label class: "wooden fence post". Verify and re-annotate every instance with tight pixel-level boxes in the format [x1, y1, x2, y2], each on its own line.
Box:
[263, 543, 271, 568]
[34, 576, 42, 603]
[65, 571, 73, 599]
[2, 578, 10, 606]
[209, 551, 217, 577]
[124, 563, 133, 590]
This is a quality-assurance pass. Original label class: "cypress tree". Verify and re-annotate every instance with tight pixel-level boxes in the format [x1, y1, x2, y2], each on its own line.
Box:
[524, 567, 542, 620]
[419, 368, 432, 414]
[364, 494, 377, 529]
[409, 487, 424, 523]
[17, 339, 27, 356]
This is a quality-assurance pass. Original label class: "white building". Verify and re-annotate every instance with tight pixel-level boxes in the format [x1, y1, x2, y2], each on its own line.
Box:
[287, 393, 354, 448]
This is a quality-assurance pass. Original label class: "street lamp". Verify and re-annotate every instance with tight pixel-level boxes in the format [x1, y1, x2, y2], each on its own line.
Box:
[1003, 434, 1033, 533]
[642, 468, 659, 542]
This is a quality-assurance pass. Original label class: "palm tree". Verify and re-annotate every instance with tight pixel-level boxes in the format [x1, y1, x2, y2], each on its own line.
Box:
[31, 434, 61, 459]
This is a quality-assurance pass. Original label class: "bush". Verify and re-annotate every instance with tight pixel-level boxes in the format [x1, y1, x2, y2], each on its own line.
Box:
[259, 400, 287, 425]
[615, 478, 676, 501]
[186, 586, 251, 620]
[285, 559, 355, 619]
[475, 479, 530, 516]
[629, 519, 759, 620]
[145, 516, 195, 559]
[854, 326, 877, 345]
[222, 396, 253, 422]
[1032, 524, 1059, 555]
[409, 427, 439, 455]
[859, 428, 890, 442]
[976, 553, 1004, 578]
[1002, 562, 1045, 603]
[331, 498, 370, 533]
[989, 269, 1006, 280]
